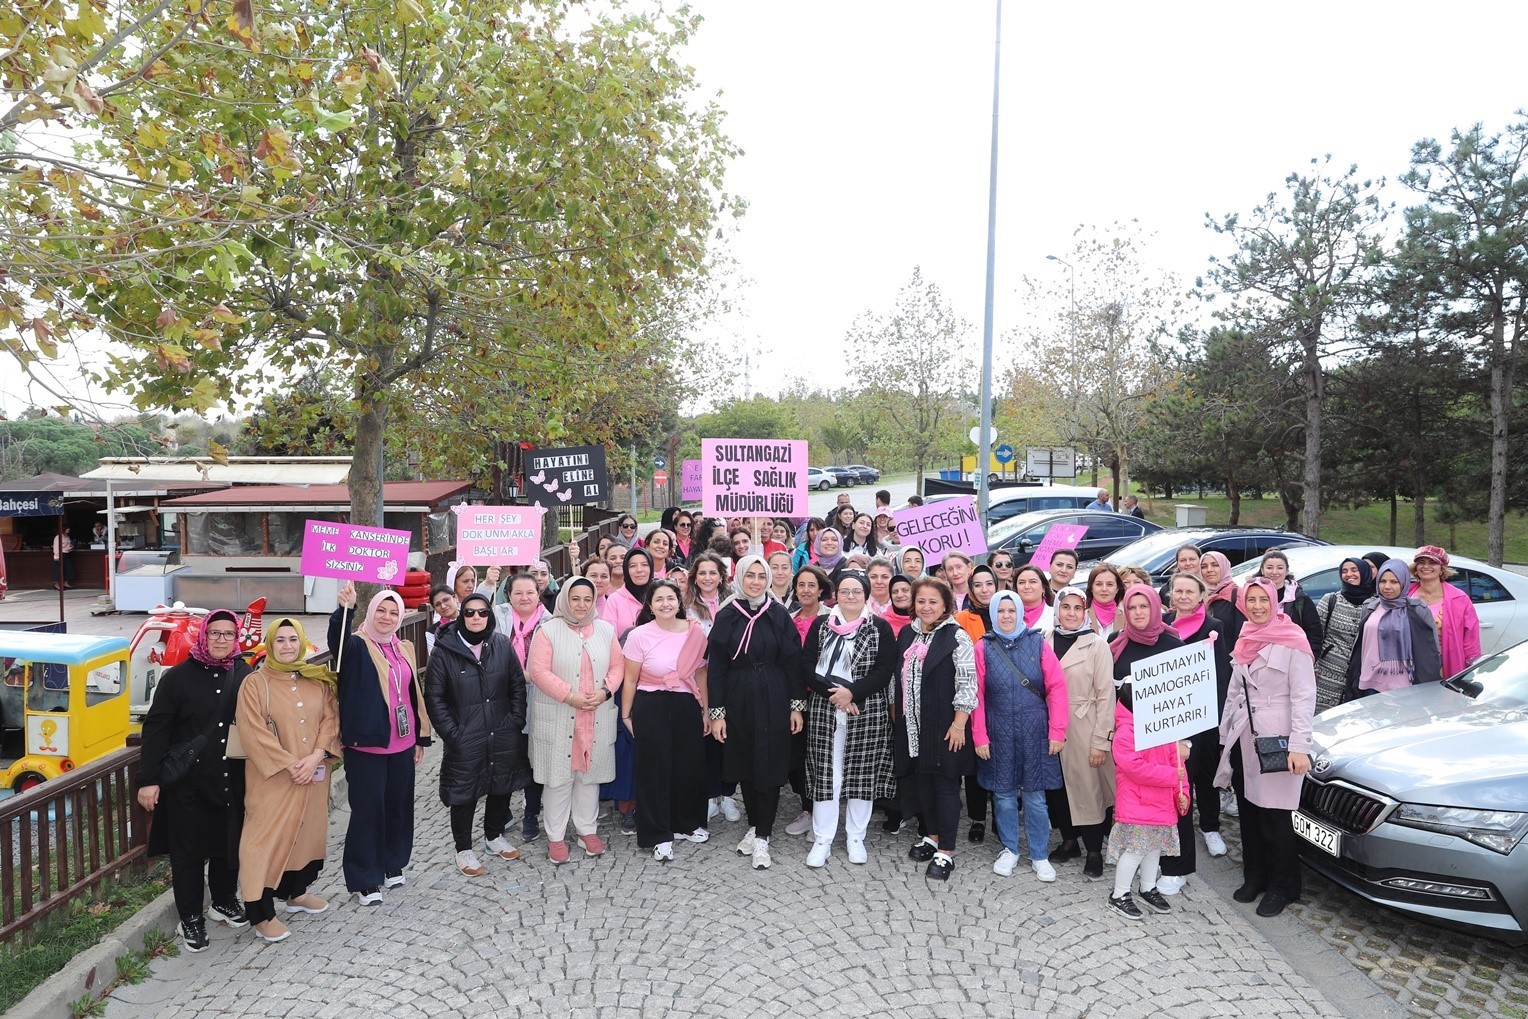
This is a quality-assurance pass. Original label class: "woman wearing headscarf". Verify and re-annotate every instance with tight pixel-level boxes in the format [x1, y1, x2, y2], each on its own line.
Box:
[972, 591, 1068, 882]
[137, 609, 252, 952]
[238, 618, 341, 942]
[799, 571, 897, 867]
[1198, 551, 1243, 648]
[331, 582, 430, 906]
[1085, 563, 1124, 638]
[1313, 557, 1375, 710]
[708, 554, 804, 870]
[1215, 577, 1317, 918]
[883, 574, 915, 636]
[1156, 573, 1234, 893]
[424, 592, 529, 877]
[893, 577, 977, 881]
[445, 563, 478, 606]
[604, 546, 654, 640]
[1408, 545, 1481, 678]
[1344, 559, 1443, 699]
[1110, 583, 1185, 714]
[1044, 587, 1116, 881]
[526, 578, 623, 864]
[896, 546, 926, 580]
[812, 528, 847, 593]
[1256, 549, 1323, 656]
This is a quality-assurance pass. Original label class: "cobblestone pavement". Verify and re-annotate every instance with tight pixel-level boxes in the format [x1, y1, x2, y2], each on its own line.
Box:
[1216, 812, 1528, 1018]
[104, 757, 1345, 1019]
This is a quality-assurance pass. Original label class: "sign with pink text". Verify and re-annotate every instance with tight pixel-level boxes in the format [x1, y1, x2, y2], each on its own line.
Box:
[681, 459, 702, 502]
[451, 504, 545, 565]
[894, 497, 987, 559]
[1028, 523, 1088, 573]
[300, 520, 411, 583]
[700, 439, 808, 517]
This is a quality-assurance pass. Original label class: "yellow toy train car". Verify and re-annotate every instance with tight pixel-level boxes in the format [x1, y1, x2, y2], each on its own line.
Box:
[1, 632, 132, 792]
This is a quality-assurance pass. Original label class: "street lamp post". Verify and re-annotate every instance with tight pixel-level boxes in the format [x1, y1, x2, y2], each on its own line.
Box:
[975, 0, 1003, 529]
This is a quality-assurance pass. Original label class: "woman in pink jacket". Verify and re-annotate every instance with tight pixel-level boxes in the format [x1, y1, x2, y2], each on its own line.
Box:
[1214, 576, 1316, 918]
[1108, 680, 1189, 922]
[1408, 545, 1481, 678]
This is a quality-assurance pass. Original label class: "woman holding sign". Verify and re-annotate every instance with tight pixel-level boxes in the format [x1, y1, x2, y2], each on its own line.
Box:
[1214, 577, 1317, 918]
[708, 555, 803, 870]
[331, 583, 430, 906]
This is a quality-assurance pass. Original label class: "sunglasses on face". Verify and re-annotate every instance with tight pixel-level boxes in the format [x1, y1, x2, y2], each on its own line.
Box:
[677, 522, 691, 529]
[462, 608, 491, 618]
[621, 522, 637, 530]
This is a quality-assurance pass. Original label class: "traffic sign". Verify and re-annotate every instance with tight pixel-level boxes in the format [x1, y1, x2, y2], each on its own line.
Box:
[994, 443, 1015, 464]
[653, 456, 667, 470]
[653, 469, 668, 486]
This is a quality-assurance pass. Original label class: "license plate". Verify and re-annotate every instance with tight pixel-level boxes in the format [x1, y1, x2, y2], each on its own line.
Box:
[1293, 810, 1340, 856]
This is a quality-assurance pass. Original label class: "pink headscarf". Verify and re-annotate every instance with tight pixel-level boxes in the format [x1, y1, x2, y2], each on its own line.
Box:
[189, 609, 241, 667]
[1232, 577, 1313, 665]
[1201, 551, 1237, 606]
[358, 589, 408, 645]
[1109, 584, 1166, 662]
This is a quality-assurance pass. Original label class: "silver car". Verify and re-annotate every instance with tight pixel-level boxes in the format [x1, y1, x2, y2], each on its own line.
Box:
[1299, 641, 1528, 944]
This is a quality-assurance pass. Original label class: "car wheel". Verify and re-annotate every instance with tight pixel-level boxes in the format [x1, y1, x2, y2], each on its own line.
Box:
[818, 480, 830, 491]
[12, 771, 46, 793]
[988, 473, 999, 484]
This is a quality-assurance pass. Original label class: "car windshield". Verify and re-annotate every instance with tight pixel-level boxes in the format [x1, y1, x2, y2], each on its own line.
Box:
[988, 511, 1078, 544]
[1443, 640, 1528, 704]
[1105, 530, 1210, 571]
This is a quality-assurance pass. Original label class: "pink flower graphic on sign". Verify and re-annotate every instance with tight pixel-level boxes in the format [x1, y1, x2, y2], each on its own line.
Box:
[376, 561, 399, 581]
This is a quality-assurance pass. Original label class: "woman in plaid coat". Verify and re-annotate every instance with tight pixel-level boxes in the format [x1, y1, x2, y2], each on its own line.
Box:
[798, 571, 897, 868]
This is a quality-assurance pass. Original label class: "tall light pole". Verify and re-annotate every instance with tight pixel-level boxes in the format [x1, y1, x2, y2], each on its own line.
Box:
[1046, 254, 1074, 345]
[975, 0, 1003, 529]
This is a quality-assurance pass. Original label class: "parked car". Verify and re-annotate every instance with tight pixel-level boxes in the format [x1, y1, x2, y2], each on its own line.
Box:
[845, 464, 881, 484]
[1299, 641, 1528, 945]
[926, 484, 1100, 526]
[821, 466, 858, 487]
[1100, 527, 1327, 581]
[806, 467, 836, 491]
[1232, 545, 1528, 658]
[982, 509, 1162, 567]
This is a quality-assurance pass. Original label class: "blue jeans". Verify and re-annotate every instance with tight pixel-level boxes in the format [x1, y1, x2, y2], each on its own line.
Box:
[992, 789, 1051, 861]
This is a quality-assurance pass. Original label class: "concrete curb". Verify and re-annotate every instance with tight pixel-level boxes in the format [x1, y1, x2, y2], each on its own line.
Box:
[1, 885, 180, 1019]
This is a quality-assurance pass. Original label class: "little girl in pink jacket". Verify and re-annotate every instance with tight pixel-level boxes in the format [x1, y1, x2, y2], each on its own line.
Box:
[1107, 690, 1190, 921]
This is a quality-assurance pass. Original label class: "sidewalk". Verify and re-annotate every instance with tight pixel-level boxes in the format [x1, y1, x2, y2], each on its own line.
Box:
[101, 750, 1353, 1019]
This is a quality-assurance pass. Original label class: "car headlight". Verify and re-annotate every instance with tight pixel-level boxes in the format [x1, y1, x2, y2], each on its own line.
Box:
[1391, 804, 1528, 855]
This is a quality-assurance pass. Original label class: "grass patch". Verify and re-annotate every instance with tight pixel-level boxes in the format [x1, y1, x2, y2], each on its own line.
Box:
[1132, 492, 1528, 563]
[0, 859, 172, 1013]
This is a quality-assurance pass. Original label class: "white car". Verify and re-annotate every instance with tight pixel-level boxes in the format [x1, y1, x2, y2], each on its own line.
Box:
[806, 467, 835, 491]
[1233, 545, 1528, 658]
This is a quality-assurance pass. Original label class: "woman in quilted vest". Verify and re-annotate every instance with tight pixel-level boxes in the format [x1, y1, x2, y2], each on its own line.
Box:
[972, 592, 1069, 882]
[526, 579, 624, 865]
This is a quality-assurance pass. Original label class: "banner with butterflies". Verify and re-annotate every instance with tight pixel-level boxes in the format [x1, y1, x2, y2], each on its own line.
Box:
[524, 445, 609, 506]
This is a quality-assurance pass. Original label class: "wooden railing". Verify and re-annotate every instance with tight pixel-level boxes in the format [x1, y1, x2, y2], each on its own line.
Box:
[1, 747, 147, 941]
[541, 513, 623, 579]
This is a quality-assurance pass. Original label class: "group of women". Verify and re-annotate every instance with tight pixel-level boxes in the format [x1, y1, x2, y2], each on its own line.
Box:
[139, 487, 1484, 948]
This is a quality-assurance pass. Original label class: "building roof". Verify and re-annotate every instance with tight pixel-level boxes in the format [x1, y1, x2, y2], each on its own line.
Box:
[83, 457, 353, 486]
[160, 480, 473, 513]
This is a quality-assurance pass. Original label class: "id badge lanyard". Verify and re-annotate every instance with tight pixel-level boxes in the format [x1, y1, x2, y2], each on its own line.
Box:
[381, 641, 411, 738]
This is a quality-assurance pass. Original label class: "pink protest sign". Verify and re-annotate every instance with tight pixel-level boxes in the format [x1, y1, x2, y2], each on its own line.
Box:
[700, 439, 809, 517]
[451, 504, 545, 565]
[681, 459, 702, 502]
[893, 496, 987, 559]
[300, 520, 411, 584]
[1028, 523, 1088, 573]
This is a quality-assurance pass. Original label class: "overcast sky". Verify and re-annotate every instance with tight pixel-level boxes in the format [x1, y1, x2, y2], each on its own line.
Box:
[682, 0, 1528, 403]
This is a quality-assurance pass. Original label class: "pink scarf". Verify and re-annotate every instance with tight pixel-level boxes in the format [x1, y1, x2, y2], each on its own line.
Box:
[1109, 584, 1166, 662]
[1234, 577, 1313, 664]
[1023, 601, 1046, 627]
[1092, 600, 1118, 629]
[1201, 552, 1237, 606]
[826, 607, 866, 637]
[510, 603, 546, 665]
[729, 597, 771, 660]
[1169, 604, 1206, 641]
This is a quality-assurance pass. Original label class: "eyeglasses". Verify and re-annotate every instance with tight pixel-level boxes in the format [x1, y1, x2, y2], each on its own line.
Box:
[205, 630, 238, 640]
[462, 608, 491, 618]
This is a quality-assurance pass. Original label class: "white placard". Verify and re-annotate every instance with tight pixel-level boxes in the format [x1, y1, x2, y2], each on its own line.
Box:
[1129, 640, 1218, 751]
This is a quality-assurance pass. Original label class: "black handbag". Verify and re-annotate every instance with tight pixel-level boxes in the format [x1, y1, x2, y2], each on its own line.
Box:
[159, 734, 208, 787]
[1253, 734, 1291, 774]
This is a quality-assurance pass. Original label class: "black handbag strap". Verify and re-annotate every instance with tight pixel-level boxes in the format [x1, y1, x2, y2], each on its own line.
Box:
[1317, 596, 1338, 660]
[993, 641, 1048, 703]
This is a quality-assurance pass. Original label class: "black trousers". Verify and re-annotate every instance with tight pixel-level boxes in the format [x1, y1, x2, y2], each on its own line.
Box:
[914, 772, 962, 851]
[244, 860, 322, 925]
[1160, 784, 1197, 877]
[167, 801, 238, 920]
[450, 793, 513, 852]
[788, 729, 811, 814]
[1231, 749, 1302, 898]
[518, 733, 542, 826]
[705, 733, 737, 799]
[1187, 727, 1221, 833]
[741, 783, 781, 840]
[964, 773, 989, 824]
[632, 691, 708, 848]
[342, 748, 415, 893]
[1044, 785, 1109, 853]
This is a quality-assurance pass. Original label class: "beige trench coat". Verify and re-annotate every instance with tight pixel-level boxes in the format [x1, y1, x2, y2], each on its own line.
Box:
[238, 666, 341, 895]
[1052, 631, 1117, 826]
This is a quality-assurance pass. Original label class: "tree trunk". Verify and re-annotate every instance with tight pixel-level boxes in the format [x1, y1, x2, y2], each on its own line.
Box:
[1227, 468, 1241, 526]
[1300, 328, 1323, 537]
[1487, 315, 1510, 567]
[1412, 464, 1427, 547]
[1389, 484, 1398, 545]
[351, 388, 388, 528]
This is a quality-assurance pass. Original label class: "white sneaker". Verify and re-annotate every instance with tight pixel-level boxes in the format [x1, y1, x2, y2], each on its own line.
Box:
[707, 798, 720, 822]
[1157, 875, 1186, 895]
[675, 827, 709, 843]
[1220, 789, 1239, 817]
[806, 840, 831, 868]
[485, 836, 521, 861]
[355, 888, 384, 906]
[1032, 858, 1057, 883]
[1203, 831, 1228, 857]
[847, 838, 868, 865]
[720, 796, 741, 822]
[993, 849, 1019, 877]
[653, 842, 674, 862]
[456, 850, 485, 876]
[751, 838, 772, 869]
[735, 827, 757, 856]
[784, 811, 813, 837]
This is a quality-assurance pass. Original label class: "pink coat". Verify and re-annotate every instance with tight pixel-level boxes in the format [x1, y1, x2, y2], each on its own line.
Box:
[1110, 703, 1186, 827]
[1215, 643, 1316, 811]
[1409, 582, 1481, 678]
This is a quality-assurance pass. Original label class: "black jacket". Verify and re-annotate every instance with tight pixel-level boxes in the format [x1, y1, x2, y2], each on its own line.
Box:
[1278, 585, 1324, 660]
[891, 622, 976, 779]
[424, 629, 528, 806]
[329, 606, 432, 750]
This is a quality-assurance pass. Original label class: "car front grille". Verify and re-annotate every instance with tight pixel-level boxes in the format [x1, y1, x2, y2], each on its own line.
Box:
[1300, 779, 1391, 835]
